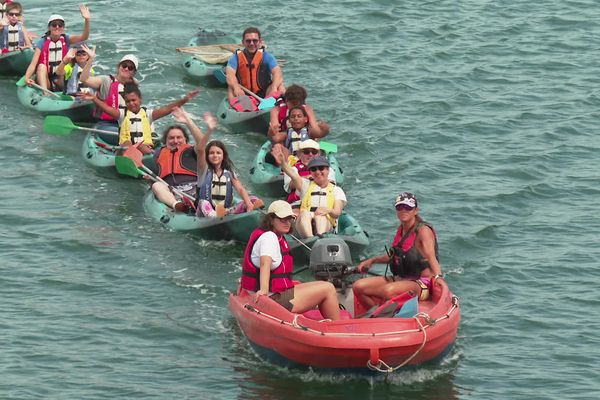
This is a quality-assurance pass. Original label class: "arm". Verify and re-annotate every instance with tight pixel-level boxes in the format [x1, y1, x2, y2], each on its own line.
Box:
[55, 48, 75, 77]
[68, 4, 91, 44]
[256, 255, 272, 297]
[304, 104, 330, 139]
[79, 92, 119, 119]
[24, 47, 41, 84]
[417, 226, 442, 277]
[276, 146, 303, 190]
[231, 176, 254, 211]
[79, 44, 102, 88]
[151, 90, 199, 121]
[269, 65, 284, 94]
[357, 254, 392, 273]
[225, 65, 245, 98]
[316, 199, 344, 220]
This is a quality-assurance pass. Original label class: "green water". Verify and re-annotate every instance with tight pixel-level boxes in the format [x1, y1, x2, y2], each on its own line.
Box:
[2, 0, 600, 399]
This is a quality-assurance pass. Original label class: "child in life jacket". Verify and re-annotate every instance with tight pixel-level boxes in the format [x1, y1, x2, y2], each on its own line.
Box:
[267, 84, 330, 165]
[0, 2, 31, 53]
[54, 43, 95, 96]
[196, 128, 264, 218]
[80, 82, 199, 155]
[24, 5, 91, 91]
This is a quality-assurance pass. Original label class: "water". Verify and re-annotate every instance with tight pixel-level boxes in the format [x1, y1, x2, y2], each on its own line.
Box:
[2, 0, 600, 398]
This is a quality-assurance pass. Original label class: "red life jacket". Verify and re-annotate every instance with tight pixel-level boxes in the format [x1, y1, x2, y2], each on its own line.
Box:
[235, 48, 271, 97]
[38, 34, 67, 81]
[241, 228, 294, 293]
[155, 144, 197, 180]
[285, 160, 310, 203]
[99, 75, 123, 121]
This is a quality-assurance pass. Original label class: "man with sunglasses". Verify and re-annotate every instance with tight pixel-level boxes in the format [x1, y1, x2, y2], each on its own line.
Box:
[280, 154, 346, 238]
[225, 26, 284, 102]
[352, 192, 442, 309]
[0, 2, 32, 53]
[24, 5, 91, 90]
[80, 48, 139, 130]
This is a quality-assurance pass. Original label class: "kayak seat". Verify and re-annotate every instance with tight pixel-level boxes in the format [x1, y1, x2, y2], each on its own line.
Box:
[97, 131, 119, 146]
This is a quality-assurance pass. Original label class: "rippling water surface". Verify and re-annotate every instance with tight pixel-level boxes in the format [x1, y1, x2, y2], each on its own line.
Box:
[2, 0, 600, 399]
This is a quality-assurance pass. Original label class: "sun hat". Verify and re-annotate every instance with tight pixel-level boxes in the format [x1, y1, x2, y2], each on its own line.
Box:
[267, 200, 295, 219]
[395, 192, 418, 208]
[119, 54, 139, 70]
[47, 14, 65, 24]
[298, 139, 320, 151]
[307, 156, 330, 169]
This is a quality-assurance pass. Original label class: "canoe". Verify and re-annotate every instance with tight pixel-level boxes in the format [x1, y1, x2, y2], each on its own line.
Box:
[249, 140, 345, 197]
[285, 213, 370, 265]
[0, 48, 34, 75]
[16, 76, 94, 122]
[229, 265, 460, 373]
[143, 191, 261, 242]
[81, 124, 156, 171]
[216, 96, 271, 133]
[180, 30, 237, 84]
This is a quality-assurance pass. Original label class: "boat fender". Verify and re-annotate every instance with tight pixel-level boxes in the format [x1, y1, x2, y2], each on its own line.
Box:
[369, 348, 380, 367]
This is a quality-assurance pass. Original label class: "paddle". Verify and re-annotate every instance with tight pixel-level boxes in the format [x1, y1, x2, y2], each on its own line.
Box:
[43, 115, 119, 137]
[16, 75, 63, 99]
[213, 68, 227, 84]
[115, 151, 196, 203]
[319, 141, 338, 154]
[239, 85, 276, 110]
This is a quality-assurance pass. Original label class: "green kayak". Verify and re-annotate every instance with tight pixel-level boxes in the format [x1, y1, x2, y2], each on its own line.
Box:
[0, 48, 33, 75]
[249, 140, 345, 197]
[180, 29, 237, 84]
[285, 213, 370, 265]
[16, 76, 94, 122]
[143, 191, 261, 242]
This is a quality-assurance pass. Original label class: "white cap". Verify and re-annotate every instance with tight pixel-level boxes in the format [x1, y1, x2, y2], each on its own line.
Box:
[299, 139, 320, 151]
[119, 54, 139, 70]
[48, 14, 65, 24]
[267, 200, 296, 219]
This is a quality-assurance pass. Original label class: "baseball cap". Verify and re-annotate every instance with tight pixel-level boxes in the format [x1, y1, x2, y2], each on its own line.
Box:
[307, 156, 329, 169]
[119, 54, 139, 70]
[299, 139, 320, 151]
[395, 192, 418, 208]
[48, 14, 65, 24]
[267, 200, 295, 219]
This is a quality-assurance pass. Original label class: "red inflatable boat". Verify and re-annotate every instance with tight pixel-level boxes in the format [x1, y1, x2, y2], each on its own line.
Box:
[229, 277, 460, 373]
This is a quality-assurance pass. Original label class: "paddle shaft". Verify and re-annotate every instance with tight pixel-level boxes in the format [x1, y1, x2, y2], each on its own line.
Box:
[30, 82, 62, 99]
[239, 85, 264, 101]
[289, 234, 312, 251]
[138, 164, 197, 203]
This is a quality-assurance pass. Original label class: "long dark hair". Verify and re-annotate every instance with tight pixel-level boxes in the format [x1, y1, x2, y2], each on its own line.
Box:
[205, 140, 237, 175]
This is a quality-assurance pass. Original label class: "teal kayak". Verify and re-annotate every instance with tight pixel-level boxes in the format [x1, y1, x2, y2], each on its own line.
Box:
[143, 191, 261, 242]
[216, 96, 271, 133]
[249, 140, 345, 197]
[180, 29, 237, 84]
[285, 213, 370, 265]
[0, 48, 33, 75]
[16, 76, 94, 122]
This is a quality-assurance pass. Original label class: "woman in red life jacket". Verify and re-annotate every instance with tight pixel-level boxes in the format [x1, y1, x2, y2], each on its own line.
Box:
[24, 5, 90, 90]
[241, 200, 340, 320]
[353, 192, 443, 309]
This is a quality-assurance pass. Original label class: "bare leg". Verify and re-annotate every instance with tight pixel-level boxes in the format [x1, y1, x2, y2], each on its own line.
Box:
[313, 215, 333, 236]
[152, 182, 178, 209]
[290, 281, 340, 320]
[352, 276, 389, 308]
[36, 64, 49, 89]
[295, 210, 314, 238]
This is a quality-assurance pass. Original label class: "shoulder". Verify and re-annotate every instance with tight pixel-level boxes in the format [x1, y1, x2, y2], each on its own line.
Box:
[35, 36, 46, 48]
[333, 185, 346, 200]
[254, 230, 279, 249]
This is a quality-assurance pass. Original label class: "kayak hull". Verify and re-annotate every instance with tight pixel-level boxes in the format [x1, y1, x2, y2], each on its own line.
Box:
[216, 97, 271, 133]
[0, 48, 34, 75]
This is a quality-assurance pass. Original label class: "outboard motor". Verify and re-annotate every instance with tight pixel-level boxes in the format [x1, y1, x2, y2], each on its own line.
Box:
[195, 28, 228, 45]
[309, 238, 353, 289]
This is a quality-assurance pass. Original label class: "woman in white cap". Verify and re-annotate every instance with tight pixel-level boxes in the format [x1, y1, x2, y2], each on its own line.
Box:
[24, 4, 91, 90]
[279, 153, 346, 238]
[79, 46, 138, 130]
[352, 192, 442, 309]
[240, 200, 340, 320]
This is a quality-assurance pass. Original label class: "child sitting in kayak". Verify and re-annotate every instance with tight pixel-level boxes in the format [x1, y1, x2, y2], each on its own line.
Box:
[54, 43, 95, 96]
[196, 127, 263, 218]
[0, 2, 31, 53]
[81, 82, 199, 154]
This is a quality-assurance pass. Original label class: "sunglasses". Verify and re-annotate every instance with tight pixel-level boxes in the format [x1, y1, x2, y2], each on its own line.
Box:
[309, 166, 328, 172]
[8, 12, 21, 17]
[75, 51, 87, 56]
[395, 204, 415, 212]
[302, 149, 319, 155]
[120, 63, 136, 71]
[244, 39, 259, 44]
[50, 22, 64, 28]
[277, 216, 295, 222]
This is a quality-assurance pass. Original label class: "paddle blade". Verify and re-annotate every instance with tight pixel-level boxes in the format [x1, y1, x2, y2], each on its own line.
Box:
[16, 76, 26, 87]
[213, 68, 227, 84]
[122, 145, 144, 167]
[319, 141, 338, 154]
[115, 156, 142, 178]
[258, 97, 276, 110]
[43, 116, 77, 136]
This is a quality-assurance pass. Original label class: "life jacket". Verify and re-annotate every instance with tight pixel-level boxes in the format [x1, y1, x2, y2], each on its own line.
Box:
[285, 159, 310, 204]
[390, 221, 439, 278]
[300, 181, 337, 227]
[240, 228, 294, 293]
[38, 34, 68, 86]
[63, 63, 94, 95]
[155, 144, 197, 183]
[118, 107, 154, 146]
[2, 22, 24, 51]
[198, 169, 234, 208]
[277, 103, 310, 132]
[99, 75, 125, 121]
[284, 127, 309, 154]
[235, 48, 272, 97]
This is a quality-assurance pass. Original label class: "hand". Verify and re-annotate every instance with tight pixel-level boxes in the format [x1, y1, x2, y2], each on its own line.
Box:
[137, 143, 154, 155]
[233, 86, 245, 98]
[272, 144, 285, 165]
[203, 112, 217, 131]
[0, 16, 8, 26]
[80, 43, 95, 59]
[171, 107, 190, 123]
[26, 78, 35, 87]
[79, 4, 91, 20]
[184, 89, 200, 102]
[246, 203, 255, 212]
[77, 92, 95, 101]
[254, 289, 267, 303]
[64, 48, 76, 62]
[357, 259, 373, 273]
